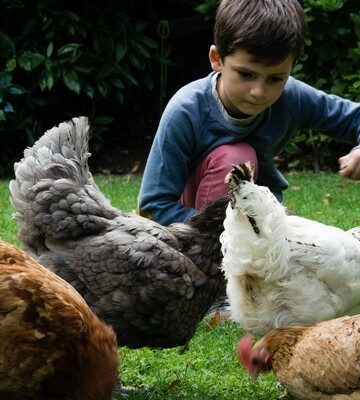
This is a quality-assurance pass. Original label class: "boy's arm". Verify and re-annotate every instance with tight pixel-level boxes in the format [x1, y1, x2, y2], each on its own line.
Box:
[139, 105, 198, 226]
[290, 79, 360, 179]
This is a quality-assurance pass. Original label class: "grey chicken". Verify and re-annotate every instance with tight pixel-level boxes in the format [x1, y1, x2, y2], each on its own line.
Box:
[9, 116, 227, 349]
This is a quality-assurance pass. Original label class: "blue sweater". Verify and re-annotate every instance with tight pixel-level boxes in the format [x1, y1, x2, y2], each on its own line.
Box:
[139, 72, 360, 225]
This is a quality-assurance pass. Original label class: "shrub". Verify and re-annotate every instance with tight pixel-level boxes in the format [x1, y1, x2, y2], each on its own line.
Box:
[0, 0, 159, 176]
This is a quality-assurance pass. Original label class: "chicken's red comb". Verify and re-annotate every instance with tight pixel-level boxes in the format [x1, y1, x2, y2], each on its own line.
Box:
[236, 334, 254, 369]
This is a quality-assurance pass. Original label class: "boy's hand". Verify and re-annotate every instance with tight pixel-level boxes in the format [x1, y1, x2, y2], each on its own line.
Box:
[338, 148, 360, 179]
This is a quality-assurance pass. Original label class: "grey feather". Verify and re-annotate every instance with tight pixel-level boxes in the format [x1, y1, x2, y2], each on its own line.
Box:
[10, 117, 227, 349]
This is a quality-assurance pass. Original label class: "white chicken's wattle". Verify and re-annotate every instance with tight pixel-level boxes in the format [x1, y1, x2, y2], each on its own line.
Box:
[220, 163, 360, 335]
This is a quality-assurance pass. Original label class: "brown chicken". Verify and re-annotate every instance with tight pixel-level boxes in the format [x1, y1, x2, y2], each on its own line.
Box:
[0, 239, 118, 400]
[237, 315, 360, 399]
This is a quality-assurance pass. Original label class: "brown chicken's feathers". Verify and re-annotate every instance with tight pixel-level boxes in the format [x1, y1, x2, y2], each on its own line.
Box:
[237, 315, 360, 399]
[10, 117, 227, 348]
[0, 239, 118, 400]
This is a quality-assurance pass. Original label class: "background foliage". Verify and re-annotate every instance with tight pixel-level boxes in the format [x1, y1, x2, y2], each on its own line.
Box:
[0, 0, 161, 176]
[0, 0, 359, 176]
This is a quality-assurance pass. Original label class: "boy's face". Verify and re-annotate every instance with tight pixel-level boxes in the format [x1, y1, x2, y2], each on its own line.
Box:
[209, 46, 293, 118]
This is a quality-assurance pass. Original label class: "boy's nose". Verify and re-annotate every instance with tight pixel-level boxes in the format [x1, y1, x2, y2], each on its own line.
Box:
[249, 81, 266, 99]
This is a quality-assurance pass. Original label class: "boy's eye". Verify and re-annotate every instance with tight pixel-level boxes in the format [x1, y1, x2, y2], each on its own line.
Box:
[267, 76, 284, 84]
[238, 71, 254, 79]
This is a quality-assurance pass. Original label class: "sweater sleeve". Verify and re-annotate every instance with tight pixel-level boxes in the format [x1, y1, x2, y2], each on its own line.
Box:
[138, 97, 199, 225]
[287, 78, 360, 146]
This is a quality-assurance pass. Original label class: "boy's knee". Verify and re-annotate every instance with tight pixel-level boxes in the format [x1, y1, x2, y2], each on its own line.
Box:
[212, 142, 256, 164]
[209, 142, 258, 180]
[218, 142, 256, 162]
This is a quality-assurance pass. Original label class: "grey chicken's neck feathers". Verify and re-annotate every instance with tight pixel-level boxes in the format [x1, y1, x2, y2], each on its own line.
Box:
[186, 196, 228, 236]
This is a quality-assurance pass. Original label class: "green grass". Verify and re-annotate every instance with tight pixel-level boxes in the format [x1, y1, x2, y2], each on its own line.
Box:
[0, 171, 360, 399]
[283, 171, 360, 229]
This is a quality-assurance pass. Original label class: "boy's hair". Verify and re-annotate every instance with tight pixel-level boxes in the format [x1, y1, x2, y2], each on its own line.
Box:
[214, 0, 307, 65]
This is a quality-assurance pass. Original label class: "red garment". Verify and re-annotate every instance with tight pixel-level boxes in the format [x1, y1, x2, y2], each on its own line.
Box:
[180, 142, 258, 209]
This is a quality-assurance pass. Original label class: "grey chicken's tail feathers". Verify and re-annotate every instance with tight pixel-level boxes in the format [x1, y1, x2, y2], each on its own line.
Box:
[21, 116, 90, 184]
[9, 117, 119, 253]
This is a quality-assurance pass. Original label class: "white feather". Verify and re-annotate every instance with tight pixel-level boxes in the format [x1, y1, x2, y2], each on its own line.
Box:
[220, 167, 360, 335]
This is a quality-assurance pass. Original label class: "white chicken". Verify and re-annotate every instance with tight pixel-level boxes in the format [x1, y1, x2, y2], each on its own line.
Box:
[220, 163, 360, 335]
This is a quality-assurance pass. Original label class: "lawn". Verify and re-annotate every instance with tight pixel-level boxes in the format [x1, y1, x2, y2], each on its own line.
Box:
[1, 171, 360, 399]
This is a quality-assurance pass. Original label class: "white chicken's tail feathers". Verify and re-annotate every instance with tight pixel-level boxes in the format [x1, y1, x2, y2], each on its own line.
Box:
[9, 117, 118, 254]
[221, 163, 290, 281]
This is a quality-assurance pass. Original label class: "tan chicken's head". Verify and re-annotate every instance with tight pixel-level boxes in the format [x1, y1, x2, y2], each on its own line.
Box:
[236, 334, 272, 380]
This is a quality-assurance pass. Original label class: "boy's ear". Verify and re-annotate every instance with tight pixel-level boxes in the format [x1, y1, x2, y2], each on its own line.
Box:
[209, 45, 222, 72]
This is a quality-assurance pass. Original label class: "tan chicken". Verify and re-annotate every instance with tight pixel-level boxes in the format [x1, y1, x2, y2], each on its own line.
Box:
[237, 315, 360, 400]
[0, 239, 118, 400]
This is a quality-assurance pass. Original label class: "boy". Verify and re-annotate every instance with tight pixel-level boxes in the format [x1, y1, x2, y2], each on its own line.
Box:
[139, 0, 360, 226]
[139, 0, 360, 316]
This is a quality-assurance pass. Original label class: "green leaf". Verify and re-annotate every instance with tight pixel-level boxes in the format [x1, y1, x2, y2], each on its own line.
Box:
[122, 69, 138, 87]
[63, 70, 81, 94]
[57, 43, 81, 56]
[5, 58, 16, 72]
[142, 36, 158, 49]
[129, 54, 144, 70]
[97, 80, 108, 97]
[133, 43, 150, 59]
[39, 70, 54, 91]
[46, 42, 54, 58]
[18, 51, 46, 71]
[0, 72, 12, 88]
[111, 78, 124, 89]
[3, 101, 14, 113]
[84, 84, 94, 99]
[0, 32, 15, 58]
[9, 84, 28, 95]
[351, 13, 360, 40]
[115, 41, 128, 62]
[0, 110, 5, 121]
[115, 91, 124, 104]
